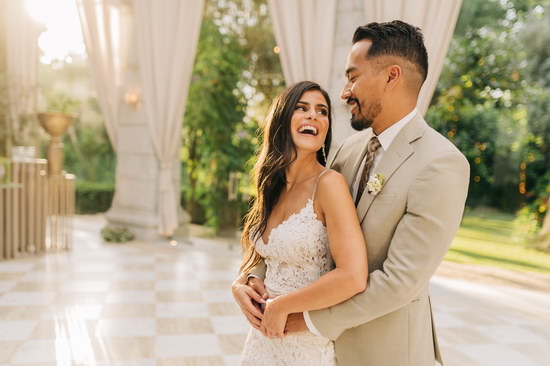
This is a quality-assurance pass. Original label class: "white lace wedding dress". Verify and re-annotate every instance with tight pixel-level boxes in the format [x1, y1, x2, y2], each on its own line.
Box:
[240, 170, 337, 365]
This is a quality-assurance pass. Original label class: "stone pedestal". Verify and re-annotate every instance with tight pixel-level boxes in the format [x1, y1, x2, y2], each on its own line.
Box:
[105, 2, 189, 241]
[327, 0, 365, 154]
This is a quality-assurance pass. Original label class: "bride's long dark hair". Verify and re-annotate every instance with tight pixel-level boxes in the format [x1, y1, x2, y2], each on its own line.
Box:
[240, 81, 332, 273]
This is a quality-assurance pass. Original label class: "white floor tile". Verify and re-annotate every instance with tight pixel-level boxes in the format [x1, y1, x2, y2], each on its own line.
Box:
[224, 354, 242, 366]
[42, 304, 103, 320]
[433, 311, 465, 328]
[106, 291, 156, 304]
[455, 344, 541, 366]
[94, 359, 156, 366]
[0, 291, 56, 306]
[156, 302, 209, 318]
[473, 325, 548, 344]
[95, 318, 155, 337]
[196, 270, 239, 281]
[0, 281, 16, 293]
[211, 316, 250, 335]
[71, 263, 116, 273]
[0, 321, 37, 341]
[113, 271, 156, 281]
[201, 290, 234, 303]
[20, 271, 70, 282]
[60, 280, 111, 292]
[155, 280, 200, 291]
[117, 256, 155, 265]
[0, 262, 35, 273]
[156, 334, 222, 357]
[10, 339, 58, 364]
[154, 262, 196, 272]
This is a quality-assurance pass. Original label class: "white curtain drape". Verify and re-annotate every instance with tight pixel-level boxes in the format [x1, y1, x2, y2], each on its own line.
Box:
[133, 0, 204, 236]
[267, 0, 337, 88]
[362, 0, 462, 114]
[76, 0, 121, 149]
[5, 0, 42, 145]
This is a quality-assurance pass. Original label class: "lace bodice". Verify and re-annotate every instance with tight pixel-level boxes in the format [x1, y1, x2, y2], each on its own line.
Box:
[255, 198, 334, 297]
[240, 170, 337, 366]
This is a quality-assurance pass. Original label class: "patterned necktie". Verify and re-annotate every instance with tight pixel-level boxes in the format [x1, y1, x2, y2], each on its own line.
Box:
[355, 136, 381, 205]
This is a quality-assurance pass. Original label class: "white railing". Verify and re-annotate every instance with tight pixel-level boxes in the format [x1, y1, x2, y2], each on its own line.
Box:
[0, 159, 75, 260]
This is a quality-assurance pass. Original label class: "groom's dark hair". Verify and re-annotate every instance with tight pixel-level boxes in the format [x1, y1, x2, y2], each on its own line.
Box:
[353, 20, 428, 91]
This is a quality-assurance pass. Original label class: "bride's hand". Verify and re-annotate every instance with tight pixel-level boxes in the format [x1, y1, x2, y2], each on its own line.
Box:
[261, 297, 289, 339]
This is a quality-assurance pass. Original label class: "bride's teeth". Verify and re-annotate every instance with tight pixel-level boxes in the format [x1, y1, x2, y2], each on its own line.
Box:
[299, 125, 317, 135]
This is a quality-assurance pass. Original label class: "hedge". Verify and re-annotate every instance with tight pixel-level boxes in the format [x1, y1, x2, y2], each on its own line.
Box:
[75, 181, 115, 214]
[75, 182, 189, 215]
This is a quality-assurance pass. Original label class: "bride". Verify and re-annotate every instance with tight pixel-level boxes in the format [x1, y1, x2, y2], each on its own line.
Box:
[235, 81, 368, 365]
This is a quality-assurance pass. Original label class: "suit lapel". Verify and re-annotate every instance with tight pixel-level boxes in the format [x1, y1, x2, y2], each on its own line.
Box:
[356, 115, 427, 224]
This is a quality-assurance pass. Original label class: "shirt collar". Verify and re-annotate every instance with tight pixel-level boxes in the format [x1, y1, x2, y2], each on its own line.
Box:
[375, 108, 418, 151]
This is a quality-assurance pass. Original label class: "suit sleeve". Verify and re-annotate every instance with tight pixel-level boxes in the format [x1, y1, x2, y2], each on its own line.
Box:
[248, 259, 266, 280]
[308, 151, 470, 340]
[328, 139, 346, 172]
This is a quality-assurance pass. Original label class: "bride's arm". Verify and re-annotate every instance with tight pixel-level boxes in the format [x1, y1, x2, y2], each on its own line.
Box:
[262, 171, 368, 337]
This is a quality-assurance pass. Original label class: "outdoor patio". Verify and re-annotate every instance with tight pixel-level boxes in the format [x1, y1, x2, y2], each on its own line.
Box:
[0, 215, 548, 366]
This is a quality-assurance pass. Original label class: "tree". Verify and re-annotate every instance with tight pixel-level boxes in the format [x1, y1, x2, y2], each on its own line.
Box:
[182, 0, 284, 232]
[426, 24, 530, 211]
[520, 9, 550, 250]
[427, 0, 550, 249]
[182, 1, 254, 231]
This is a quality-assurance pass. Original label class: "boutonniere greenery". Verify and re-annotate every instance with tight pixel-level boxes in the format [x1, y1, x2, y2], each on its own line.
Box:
[367, 173, 384, 196]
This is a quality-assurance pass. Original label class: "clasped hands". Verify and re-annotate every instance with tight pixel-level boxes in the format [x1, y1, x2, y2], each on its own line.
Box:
[231, 273, 307, 339]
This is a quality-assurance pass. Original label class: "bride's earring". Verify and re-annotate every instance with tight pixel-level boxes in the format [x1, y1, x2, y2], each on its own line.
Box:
[322, 145, 327, 163]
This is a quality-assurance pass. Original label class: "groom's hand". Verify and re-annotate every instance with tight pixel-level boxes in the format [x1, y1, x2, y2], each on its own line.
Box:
[231, 273, 268, 330]
[284, 312, 308, 334]
[247, 276, 269, 302]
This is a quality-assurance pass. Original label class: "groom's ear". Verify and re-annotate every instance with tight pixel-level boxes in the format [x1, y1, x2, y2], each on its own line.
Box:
[385, 65, 402, 91]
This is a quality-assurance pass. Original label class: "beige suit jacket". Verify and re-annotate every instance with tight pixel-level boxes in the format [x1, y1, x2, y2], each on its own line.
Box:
[251, 114, 470, 365]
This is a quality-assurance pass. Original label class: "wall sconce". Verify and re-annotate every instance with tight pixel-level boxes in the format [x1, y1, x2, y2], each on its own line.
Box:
[124, 87, 141, 108]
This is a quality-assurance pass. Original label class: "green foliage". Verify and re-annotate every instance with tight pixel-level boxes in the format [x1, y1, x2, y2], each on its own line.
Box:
[182, 1, 256, 231]
[43, 91, 79, 116]
[426, 23, 529, 211]
[519, 12, 550, 224]
[428, 0, 550, 238]
[513, 205, 542, 244]
[100, 226, 135, 243]
[62, 120, 116, 183]
[0, 157, 9, 183]
[210, 0, 284, 111]
[75, 181, 114, 214]
[454, 0, 508, 36]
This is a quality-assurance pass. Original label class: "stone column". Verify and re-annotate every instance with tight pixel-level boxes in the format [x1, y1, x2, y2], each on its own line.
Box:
[105, 3, 189, 241]
[327, 0, 365, 153]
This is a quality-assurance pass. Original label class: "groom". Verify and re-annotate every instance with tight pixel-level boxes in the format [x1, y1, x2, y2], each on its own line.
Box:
[232, 20, 469, 366]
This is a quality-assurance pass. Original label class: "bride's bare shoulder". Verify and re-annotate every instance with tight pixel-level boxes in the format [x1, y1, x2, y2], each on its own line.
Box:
[316, 170, 351, 199]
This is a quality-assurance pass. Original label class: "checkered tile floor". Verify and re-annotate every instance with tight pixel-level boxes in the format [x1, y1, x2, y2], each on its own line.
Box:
[0, 215, 549, 365]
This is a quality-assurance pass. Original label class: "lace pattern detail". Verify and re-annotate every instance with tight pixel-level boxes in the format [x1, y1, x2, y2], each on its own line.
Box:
[241, 328, 336, 366]
[241, 186, 337, 365]
[257, 199, 334, 296]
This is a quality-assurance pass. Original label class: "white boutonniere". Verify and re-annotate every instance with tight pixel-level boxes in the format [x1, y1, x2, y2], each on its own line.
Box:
[367, 173, 384, 196]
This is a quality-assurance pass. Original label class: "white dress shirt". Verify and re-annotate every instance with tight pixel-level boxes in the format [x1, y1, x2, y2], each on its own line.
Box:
[303, 108, 418, 336]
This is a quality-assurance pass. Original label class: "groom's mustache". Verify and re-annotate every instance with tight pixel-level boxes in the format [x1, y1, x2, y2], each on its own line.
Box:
[347, 97, 359, 108]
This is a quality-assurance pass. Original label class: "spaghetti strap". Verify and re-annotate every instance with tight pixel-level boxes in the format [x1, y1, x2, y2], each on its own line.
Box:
[311, 169, 330, 202]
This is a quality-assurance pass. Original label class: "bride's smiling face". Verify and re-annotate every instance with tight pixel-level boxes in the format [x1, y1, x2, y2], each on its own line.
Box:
[290, 90, 330, 156]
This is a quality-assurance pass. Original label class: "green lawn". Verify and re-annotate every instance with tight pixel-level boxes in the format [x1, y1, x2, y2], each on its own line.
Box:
[446, 208, 550, 275]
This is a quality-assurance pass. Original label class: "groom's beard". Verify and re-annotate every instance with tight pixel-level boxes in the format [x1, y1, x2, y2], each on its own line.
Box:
[350, 98, 382, 131]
